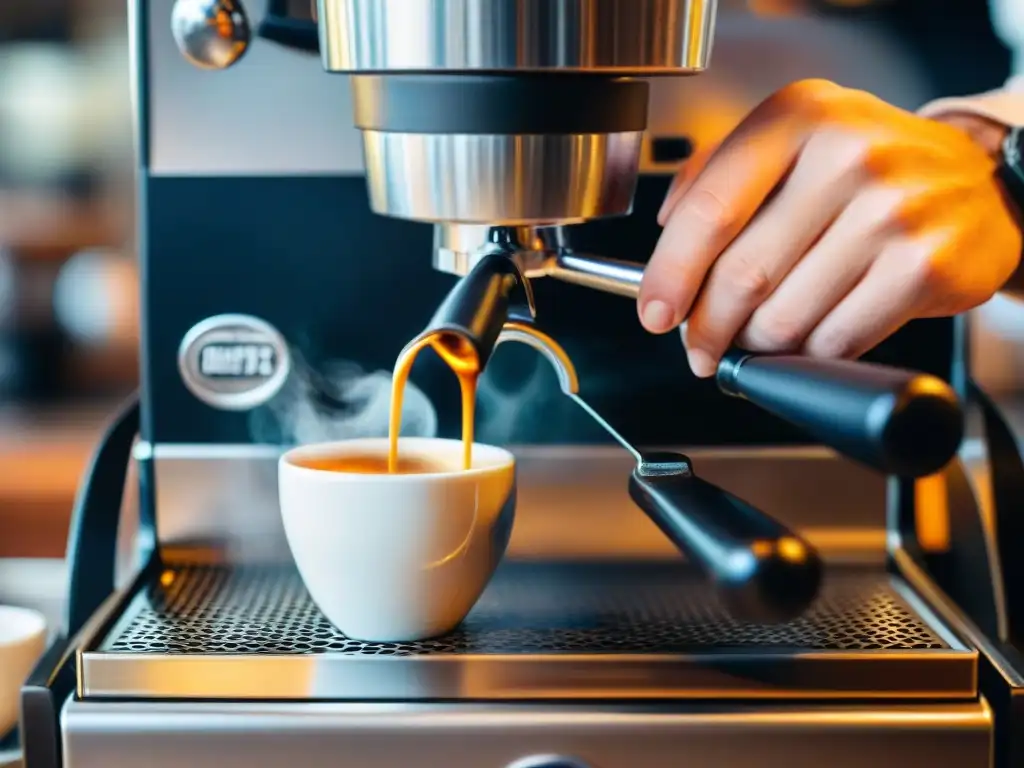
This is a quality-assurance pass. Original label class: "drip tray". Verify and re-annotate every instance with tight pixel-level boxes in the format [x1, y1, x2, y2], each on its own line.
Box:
[80, 562, 976, 701]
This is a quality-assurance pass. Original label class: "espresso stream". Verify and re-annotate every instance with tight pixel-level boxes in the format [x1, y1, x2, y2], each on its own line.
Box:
[388, 332, 479, 473]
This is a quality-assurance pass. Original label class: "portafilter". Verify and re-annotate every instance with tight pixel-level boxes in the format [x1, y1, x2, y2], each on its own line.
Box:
[413, 254, 964, 622]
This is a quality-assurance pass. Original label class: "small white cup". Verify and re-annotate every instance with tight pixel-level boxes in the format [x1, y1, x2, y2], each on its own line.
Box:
[0, 606, 46, 735]
[279, 437, 516, 642]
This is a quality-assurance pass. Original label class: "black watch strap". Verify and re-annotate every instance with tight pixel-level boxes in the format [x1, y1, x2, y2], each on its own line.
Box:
[999, 125, 1024, 212]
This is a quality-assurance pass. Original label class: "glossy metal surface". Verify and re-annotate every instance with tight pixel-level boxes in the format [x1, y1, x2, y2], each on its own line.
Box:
[518, 248, 646, 295]
[61, 699, 993, 768]
[317, 0, 718, 73]
[496, 323, 580, 396]
[146, 2, 935, 175]
[430, 225, 647, 297]
[77, 563, 974, 702]
[142, 445, 891, 565]
[495, 322, 643, 460]
[170, 0, 250, 70]
[898, 548, 1024, 688]
[430, 223, 647, 295]
[541, 252, 643, 296]
[80, 645, 975, 702]
[433, 225, 567, 275]
[361, 131, 644, 223]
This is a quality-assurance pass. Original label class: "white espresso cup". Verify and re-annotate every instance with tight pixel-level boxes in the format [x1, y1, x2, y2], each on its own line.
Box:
[279, 437, 516, 642]
[0, 605, 46, 735]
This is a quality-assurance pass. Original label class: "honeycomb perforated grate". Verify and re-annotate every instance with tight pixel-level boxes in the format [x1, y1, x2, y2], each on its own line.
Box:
[101, 563, 947, 656]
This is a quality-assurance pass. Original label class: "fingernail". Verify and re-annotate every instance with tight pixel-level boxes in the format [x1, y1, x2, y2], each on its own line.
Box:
[640, 300, 675, 333]
[687, 347, 716, 378]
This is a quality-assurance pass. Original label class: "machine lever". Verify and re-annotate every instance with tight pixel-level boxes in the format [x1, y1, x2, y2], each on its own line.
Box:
[496, 323, 823, 622]
[527, 250, 964, 477]
[629, 452, 822, 623]
[717, 351, 963, 478]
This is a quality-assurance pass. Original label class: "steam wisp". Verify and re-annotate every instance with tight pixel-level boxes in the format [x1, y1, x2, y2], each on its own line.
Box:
[250, 356, 438, 446]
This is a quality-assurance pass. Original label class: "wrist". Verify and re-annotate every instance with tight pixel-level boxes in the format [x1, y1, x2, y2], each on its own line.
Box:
[931, 111, 1009, 159]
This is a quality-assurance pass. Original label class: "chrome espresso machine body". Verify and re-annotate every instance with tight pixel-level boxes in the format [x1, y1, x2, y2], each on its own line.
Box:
[16, 1, 1024, 767]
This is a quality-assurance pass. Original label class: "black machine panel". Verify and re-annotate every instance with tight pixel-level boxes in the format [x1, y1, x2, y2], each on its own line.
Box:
[141, 174, 955, 447]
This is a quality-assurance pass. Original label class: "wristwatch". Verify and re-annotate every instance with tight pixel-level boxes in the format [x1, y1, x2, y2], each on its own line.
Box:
[999, 125, 1024, 213]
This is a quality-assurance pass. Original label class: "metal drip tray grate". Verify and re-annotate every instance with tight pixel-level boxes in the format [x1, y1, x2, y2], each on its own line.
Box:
[81, 562, 976, 702]
[106, 564, 943, 654]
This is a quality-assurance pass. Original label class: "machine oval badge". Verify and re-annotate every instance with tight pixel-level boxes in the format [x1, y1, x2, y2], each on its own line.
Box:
[178, 314, 291, 410]
[505, 757, 591, 768]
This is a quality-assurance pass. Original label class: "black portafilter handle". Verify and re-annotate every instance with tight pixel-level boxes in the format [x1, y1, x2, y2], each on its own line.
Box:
[629, 452, 823, 623]
[418, 252, 533, 367]
[716, 350, 964, 478]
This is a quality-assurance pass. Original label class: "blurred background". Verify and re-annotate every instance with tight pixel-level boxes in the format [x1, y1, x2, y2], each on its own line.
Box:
[0, 0, 1020, 562]
[0, 0, 135, 561]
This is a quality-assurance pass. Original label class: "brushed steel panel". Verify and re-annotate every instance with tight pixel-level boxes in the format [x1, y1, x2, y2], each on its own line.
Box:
[61, 698, 994, 768]
[318, 0, 716, 73]
[143, 1, 934, 176]
[144, 444, 888, 564]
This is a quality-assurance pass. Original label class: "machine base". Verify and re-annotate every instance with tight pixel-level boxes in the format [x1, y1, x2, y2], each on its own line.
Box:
[61, 699, 993, 768]
[79, 561, 975, 701]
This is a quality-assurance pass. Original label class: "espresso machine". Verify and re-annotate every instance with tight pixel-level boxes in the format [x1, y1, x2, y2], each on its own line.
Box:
[15, 1, 1024, 766]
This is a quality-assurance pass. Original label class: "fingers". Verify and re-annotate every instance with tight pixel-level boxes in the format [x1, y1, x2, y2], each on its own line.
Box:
[657, 144, 718, 226]
[638, 85, 826, 334]
[681, 131, 871, 375]
[646, 77, 1024, 369]
[734, 185, 905, 355]
[800, 238, 933, 360]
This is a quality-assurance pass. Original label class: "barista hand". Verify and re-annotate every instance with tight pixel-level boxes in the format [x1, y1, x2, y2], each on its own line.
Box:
[638, 78, 1024, 377]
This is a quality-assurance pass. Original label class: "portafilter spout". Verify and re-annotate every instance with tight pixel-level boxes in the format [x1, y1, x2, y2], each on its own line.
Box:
[495, 322, 824, 624]
[408, 251, 536, 373]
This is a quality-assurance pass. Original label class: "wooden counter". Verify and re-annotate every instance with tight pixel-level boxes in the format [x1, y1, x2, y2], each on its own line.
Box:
[0, 189, 125, 252]
[0, 401, 122, 558]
